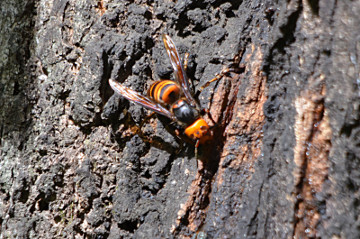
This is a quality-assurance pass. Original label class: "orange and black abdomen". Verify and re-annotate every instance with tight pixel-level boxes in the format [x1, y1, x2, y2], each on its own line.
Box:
[148, 80, 181, 105]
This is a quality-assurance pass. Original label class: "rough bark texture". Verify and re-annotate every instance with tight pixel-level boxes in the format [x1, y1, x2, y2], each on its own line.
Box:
[1, 0, 359, 238]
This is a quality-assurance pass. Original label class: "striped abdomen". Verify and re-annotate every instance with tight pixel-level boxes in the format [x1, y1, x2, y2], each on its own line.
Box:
[148, 80, 181, 105]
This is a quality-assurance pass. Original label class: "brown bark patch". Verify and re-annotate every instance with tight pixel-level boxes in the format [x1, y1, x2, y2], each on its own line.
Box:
[96, 0, 106, 16]
[217, 45, 267, 182]
[293, 75, 332, 238]
[171, 172, 211, 236]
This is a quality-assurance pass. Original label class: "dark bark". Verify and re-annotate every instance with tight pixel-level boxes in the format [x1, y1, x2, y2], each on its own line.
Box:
[1, 0, 359, 238]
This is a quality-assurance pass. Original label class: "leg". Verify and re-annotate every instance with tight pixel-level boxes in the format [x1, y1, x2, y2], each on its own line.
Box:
[195, 143, 199, 167]
[165, 123, 186, 154]
[138, 116, 184, 153]
[195, 150, 198, 168]
[183, 53, 190, 72]
[199, 67, 235, 92]
[139, 112, 156, 129]
[183, 53, 194, 89]
[132, 112, 157, 144]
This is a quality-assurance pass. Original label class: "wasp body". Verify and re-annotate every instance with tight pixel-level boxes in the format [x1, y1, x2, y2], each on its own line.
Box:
[109, 34, 213, 147]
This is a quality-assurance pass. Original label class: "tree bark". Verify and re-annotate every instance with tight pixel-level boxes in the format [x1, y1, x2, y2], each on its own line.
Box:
[1, 0, 359, 238]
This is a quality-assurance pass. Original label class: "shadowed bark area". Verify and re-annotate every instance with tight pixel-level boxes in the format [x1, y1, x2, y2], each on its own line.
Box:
[1, 0, 359, 238]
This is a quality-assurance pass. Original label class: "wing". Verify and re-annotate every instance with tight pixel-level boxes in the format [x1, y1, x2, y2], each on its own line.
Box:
[109, 79, 175, 120]
[162, 34, 197, 107]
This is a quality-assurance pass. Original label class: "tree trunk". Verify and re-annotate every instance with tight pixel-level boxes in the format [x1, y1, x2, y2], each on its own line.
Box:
[1, 0, 359, 238]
